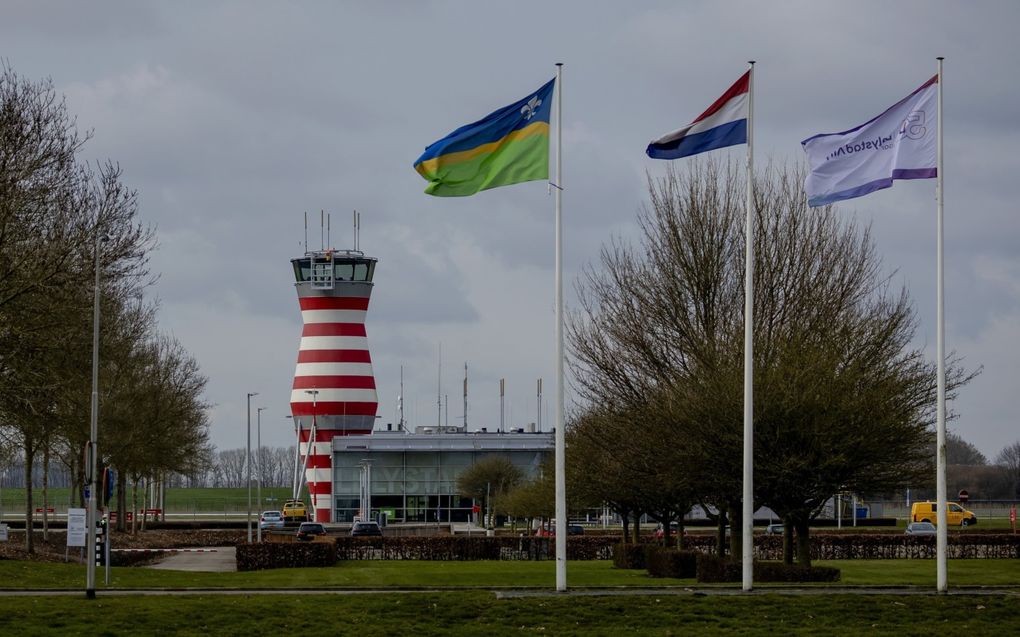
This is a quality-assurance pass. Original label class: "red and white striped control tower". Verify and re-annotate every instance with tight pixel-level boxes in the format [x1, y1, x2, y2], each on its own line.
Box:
[290, 248, 378, 522]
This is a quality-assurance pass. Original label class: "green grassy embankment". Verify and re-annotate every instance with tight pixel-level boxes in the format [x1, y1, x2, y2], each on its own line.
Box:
[1, 558, 1018, 590]
[1, 592, 1018, 636]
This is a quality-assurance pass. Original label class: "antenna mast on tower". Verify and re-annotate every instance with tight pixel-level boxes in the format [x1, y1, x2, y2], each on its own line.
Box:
[437, 343, 442, 428]
[399, 365, 405, 431]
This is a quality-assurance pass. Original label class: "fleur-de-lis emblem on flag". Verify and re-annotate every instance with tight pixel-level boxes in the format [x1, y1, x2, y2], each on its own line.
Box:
[521, 95, 542, 120]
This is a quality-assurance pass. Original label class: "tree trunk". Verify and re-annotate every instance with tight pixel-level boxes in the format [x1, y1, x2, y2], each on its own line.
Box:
[633, 511, 640, 542]
[793, 515, 812, 566]
[42, 442, 50, 542]
[22, 437, 35, 554]
[783, 518, 794, 565]
[716, 510, 728, 557]
[621, 507, 631, 543]
[130, 476, 138, 535]
[677, 518, 686, 550]
[728, 502, 741, 561]
[116, 471, 127, 532]
[140, 476, 148, 532]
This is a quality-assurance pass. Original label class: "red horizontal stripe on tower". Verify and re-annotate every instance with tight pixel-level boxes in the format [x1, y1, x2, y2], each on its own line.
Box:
[293, 375, 376, 390]
[305, 455, 332, 469]
[291, 401, 379, 417]
[307, 482, 332, 495]
[299, 297, 370, 311]
[297, 350, 373, 364]
[302, 323, 367, 337]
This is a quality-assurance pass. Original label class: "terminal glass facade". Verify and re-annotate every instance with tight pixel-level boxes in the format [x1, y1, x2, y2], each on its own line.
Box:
[332, 434, 551, 523]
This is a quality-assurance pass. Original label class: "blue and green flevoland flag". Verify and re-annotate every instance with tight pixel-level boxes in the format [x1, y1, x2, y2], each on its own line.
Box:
[414, 78, 555, 197]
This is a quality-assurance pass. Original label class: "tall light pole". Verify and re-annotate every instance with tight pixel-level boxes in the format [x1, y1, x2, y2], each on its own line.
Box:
[246, 392, 258, 543]
[295, 389, 319, 516]
[85, 232, 104, 600]
[256, 406, 265, 542]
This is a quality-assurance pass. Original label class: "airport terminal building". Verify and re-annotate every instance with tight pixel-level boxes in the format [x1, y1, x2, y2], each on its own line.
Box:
[331, 427, 553, 523]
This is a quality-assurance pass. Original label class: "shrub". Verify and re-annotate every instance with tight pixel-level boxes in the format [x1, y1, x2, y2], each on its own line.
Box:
[236, 541, 337, 571]
[612, 543, 648, 569]
[335, 536, 618, 561]
[695, 553, 743, 583]
[695, 554, 840, 583]
[645, 548, 698, 578]
[755, 561, 841, 582]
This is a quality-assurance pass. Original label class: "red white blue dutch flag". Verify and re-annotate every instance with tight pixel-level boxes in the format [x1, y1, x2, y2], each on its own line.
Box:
[646, 70, 750, 160]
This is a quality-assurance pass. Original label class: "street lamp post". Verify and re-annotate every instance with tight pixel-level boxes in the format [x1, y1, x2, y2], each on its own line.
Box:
[246, 392, 258, 543]
[85, 232, 103, 600]
[302, 390, 319, 518]
[256, 406, 265, 542]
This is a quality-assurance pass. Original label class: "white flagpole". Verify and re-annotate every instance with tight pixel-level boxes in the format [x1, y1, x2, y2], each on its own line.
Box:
[741, 60, 756, 593]
[935, 56, 948, 593]
[553, 62, 567, 592]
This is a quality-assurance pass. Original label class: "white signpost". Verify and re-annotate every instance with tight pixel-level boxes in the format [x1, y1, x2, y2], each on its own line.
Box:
[67, 508, 87, 548]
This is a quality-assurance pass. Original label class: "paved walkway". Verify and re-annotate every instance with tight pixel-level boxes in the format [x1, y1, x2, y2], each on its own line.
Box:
[145, 547, 236, 572]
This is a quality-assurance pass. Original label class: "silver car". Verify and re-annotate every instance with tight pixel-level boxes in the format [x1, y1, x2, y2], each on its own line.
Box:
[905, 521, 937, 536]
[259, 510, 285, 530]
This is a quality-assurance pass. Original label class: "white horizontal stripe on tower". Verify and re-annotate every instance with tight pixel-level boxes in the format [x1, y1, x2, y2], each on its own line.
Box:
[298, 441, 333, 456]
[303, 468, 333, 484]
[294, 362, 375, 377]
[312, 495, 332, 509]
[291, 388, 379, 404]
[299, 335, 369, 351]
[301, 309, 368, 324]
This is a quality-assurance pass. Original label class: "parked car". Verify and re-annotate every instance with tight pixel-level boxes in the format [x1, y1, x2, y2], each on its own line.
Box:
[764, 523, 784, 536]
[910, 501, 977, 527]
[295, 522, 327, 541]
[350, 521, 383, 537]
[282, 499, 309, 522]
[535, 523, 585, 537]
[259, 510, 285, 531]
[653, 522, 679, 539]
[905, 521, 937, 536]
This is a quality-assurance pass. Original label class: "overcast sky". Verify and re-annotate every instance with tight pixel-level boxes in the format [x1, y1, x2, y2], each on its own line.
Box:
[4, 1, 1018, 460]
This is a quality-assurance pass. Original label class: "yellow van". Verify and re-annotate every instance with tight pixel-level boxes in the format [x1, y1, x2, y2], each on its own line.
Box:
[282, 499, 309, 523]
[910, 501, 977, 527]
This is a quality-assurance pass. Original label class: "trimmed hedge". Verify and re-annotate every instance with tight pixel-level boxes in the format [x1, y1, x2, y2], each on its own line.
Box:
[645, 548, 699, 578]
[612, 543, 648, 569]
[335, 536, 618, 561]
[236, 533, 1019, 566]
[803, 533, 1020, 560]
[236, 541, 337, 571]
[678, 533, 1020, 560]
[695, 554, 840, 583]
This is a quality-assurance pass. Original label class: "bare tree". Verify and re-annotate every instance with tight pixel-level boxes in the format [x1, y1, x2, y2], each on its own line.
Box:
[569, 160, 975, 566]
[218, 449, 248, 488]
[997, 441, 1020, 499]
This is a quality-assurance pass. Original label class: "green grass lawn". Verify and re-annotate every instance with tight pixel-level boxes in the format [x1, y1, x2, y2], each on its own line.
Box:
[0, 592, 1018, 636]
[2, 559, 1018, 636]
[2, 558, 1018, 590]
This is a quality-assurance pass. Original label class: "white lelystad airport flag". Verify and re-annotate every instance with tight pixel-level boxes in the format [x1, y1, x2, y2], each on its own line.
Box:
[801, 76, 937, 207]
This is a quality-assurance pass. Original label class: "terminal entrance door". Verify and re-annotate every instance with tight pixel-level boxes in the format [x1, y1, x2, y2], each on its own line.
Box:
[406, 495, 428, 522]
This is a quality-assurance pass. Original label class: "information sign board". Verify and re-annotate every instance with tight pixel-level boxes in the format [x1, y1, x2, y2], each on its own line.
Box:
[67, 508, 87, 547]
